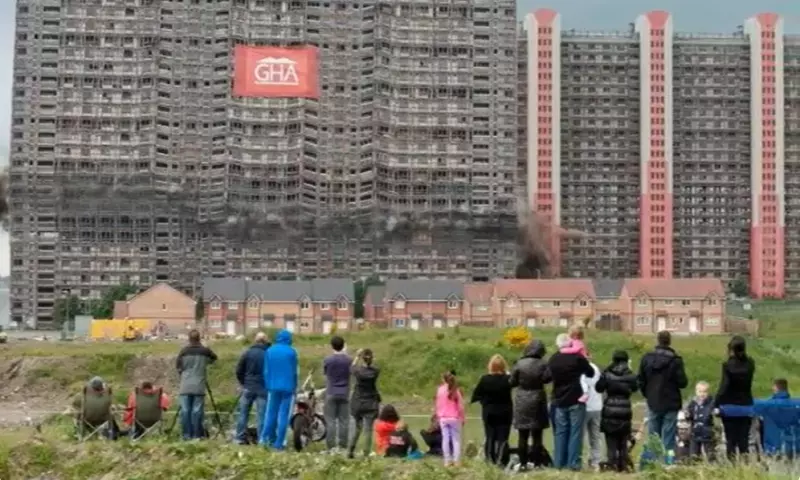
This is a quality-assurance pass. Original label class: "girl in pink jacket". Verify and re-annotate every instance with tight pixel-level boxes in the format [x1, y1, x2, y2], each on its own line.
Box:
[435, 370, 465, 466]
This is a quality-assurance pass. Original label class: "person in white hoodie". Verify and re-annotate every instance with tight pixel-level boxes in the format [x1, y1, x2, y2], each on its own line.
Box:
[581, 360, 604, 470]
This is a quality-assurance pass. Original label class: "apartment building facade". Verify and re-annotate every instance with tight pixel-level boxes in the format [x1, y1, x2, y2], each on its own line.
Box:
[524, 9, 800, 298]
[9, 0, 521, 328]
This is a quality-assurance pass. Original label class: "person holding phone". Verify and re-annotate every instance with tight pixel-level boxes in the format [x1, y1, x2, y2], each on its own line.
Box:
[348, 348, 381, 458]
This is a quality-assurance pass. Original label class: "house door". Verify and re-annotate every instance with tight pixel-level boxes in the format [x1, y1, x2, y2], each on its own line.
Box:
[689, 317, 698, 333]
[225, 320, 236, 336]
[526, 318, 536, 328]
[410, 318, 420, 331]
[322, 321, 332, 334]
[433, 319, 443, 329]
[657, 317, 666, 332]
[285, 320, 296, 333]
[559, 318, 568, 328]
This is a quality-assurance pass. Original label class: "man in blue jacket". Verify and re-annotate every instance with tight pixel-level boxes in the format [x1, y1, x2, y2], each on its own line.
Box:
[259, 329, 298, 449]
[234, 331, 270, 444]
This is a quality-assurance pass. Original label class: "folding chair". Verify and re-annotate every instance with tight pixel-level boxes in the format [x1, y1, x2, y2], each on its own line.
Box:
[130, 387, 165, 441]
[77, 386, 113, 442]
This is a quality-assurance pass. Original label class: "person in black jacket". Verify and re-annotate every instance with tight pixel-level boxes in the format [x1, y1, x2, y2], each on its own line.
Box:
[386, 421, 419, 457]
[348, 348, 381, 458]
[637, 330, 688, 453]
[509, 340, 553, 471]
[595, 350, 638, 472]
[234, 332, 270, 444]
[548, 334, 595, 470]
[714, 335, 755, 461]
[686, 381, 716, 461]
[471, 354, 514, 466]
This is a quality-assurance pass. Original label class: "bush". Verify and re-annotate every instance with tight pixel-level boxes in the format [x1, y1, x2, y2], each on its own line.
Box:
[503, 326, 532, 349]
[435, 332, 445, 341]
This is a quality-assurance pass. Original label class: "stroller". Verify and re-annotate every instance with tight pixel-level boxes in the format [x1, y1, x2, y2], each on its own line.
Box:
[290, 370, 327, 451]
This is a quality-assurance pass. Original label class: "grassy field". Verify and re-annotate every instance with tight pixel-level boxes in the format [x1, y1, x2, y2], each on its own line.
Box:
[1, 323, 800, 479]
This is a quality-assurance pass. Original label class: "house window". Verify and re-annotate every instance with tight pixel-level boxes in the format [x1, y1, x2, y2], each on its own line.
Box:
[664, 299, 673, 306]
[708, 298, 717, 306]
[636, 316, 651, 326]
[395, 300, 406, 310]
[247, 298, 259, 309]
[578, 299, 587, 307]
[532, 301, 542, 308]
[553, 300, 561, 307]
[227, 302, 238, 310]
[447, 299, 459, 309]
[300, 299, 310, 310]
[704, 317, 719, 326]
[505, 318, 518, 327]
[477, 305, 488, 311]
[393, 318, 406, 328]
[209, 317, 222, 328]
[262, 316, 274, 328]
[337, 300, 348, 310]
[637, 296, 648, 306]
[506, 299, 517, 308]
[320, 303, 330, 310]
[210, 300, 221, 310]
[670, 317, 684, 326]
[161, 303, 167, 311]
[681, 299, 691, 306]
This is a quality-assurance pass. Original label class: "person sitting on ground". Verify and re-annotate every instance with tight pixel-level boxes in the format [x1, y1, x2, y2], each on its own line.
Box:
[71, 376, 120, 439]
[560, 324, 589, 358]
[686, 381, 716, 461]
[374, 404, 401, 455]
[385, 421, 420, 458]
[123, 381, 170, 438]
[420, 414, 443, 456]
[675, 410, 692, 462]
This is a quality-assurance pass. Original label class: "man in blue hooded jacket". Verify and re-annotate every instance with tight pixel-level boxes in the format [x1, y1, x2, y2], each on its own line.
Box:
[259, 329, 298, 449]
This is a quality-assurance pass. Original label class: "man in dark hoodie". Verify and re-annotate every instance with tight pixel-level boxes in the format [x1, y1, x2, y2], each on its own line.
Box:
[176, 329, 218, 440]
[714, 335, 755, 461]
[548, 333, 595, 470]
[637, 330, 688, 453]
[234, 331, 270, 444]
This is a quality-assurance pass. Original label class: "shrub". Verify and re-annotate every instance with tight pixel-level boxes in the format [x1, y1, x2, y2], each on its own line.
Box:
[503, 326, 532, 349]
[435, 332, 445, 341]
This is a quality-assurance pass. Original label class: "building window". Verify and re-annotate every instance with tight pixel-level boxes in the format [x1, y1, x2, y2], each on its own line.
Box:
[447, 299, 459, 309]
[681, 299, 691, 306]
[578, 299, 587, 307]
[664, 299, 673, 306]
[209, 318, 222, 328]
[637, 296, 648, 306]
[337, 300, 348, 310]
[393, 318, 406, 328]
[505, 318, 518, 327]
[227, 302, 238, 310]
[394, 300, 406, 310]
[247, 298, 259, 309]
[320, 303, 330, 311]
[553, 300, 561, 307]
[707, 298, 717, 306]
[300, 299, 310, 310]
[704, 317, 719, 326]
[636, 316, 651, 326]
[210, 300, 221, 310]
[161, 303, 167, 311]
[506, 299, 517, 308]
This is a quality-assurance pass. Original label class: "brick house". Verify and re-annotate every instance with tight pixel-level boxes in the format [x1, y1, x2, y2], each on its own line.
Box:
[463, 283, 494, 326]
[492, 279, 597, 328]
[619, 278, 726, 335]
[112, 283, 196, 334]
[202, 277, 354, 335]
[365, 279, 464, 329]
[593, 278, 624, 330]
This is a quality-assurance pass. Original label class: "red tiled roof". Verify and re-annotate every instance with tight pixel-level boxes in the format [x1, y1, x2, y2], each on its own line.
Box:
[493, 279, 596, 300]
[622, 278, 724, 299]
[464, 283, 493, 304]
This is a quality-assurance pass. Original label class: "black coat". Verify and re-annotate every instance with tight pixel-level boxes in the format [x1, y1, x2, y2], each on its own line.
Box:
[509, 340, 552, 431]
[637, 346, 688, 414]
[548, 351, 594, 408]
[350, 364, 381, 416]
[686, 396, 715, 442]
[714, 356, 755, 407]
[235, 343, 269, 396]
[471, 373, 514, 424]
[596, 361, 638, 434]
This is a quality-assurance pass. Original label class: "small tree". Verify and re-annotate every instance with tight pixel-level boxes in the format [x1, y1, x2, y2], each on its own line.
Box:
[194, 295, 205, 323]
[53, 295, 85, 328]
[730, 278, 749, 298]
[354, 275, 383, 319]
[89, 283, 139, 319]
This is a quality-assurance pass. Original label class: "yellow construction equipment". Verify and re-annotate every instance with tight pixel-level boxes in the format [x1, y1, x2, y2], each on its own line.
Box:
[90, 319, 150, 341]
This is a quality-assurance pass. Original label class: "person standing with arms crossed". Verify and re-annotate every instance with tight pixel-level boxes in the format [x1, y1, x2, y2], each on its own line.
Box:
[176, 329, 218, 440]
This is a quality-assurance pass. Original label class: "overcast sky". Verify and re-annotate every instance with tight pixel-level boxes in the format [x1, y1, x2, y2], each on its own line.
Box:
[0, 0, 797, 277]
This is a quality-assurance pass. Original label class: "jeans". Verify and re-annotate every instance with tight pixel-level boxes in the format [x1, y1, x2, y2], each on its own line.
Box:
[553, 403, 586, 470]
[349, 411, 377, 456]
[235, 389, 266, 444]
[722, 416, 751, 461]
[440, 418, 462, 464]
[482, 413, 511, 465]
[179, 394, 205, 440]
[648, 410, 678, 452]
[324, 397, 350, 450]
[584, 410, 603, 467]
[260, 390, 295, 449]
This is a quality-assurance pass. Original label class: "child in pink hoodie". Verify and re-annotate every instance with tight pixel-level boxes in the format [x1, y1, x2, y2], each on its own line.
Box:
[560, 324, 589, 358]
[435, 370, 465, 467]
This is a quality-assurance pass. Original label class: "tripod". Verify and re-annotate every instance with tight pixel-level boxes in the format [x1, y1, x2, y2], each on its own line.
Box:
[166, 383, 236, 439]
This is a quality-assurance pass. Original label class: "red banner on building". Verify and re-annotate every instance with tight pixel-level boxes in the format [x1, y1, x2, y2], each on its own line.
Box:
[233, 45, 320, 99]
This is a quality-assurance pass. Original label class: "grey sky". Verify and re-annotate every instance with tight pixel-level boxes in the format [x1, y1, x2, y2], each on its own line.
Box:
[0, 0, 798, 276]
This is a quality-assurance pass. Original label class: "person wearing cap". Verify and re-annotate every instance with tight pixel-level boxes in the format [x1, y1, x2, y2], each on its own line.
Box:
[71, 376, 120, 439]
[234, 331, 270, 444]
[347, 347, 381, 458]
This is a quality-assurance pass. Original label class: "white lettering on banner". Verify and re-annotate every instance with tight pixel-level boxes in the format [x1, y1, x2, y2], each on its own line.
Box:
[253, 57, 299, 86]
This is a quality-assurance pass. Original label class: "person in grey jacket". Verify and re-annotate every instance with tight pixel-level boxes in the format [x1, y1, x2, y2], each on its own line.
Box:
[176, 329, 217, 440]
[509, 339, 552, 470]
